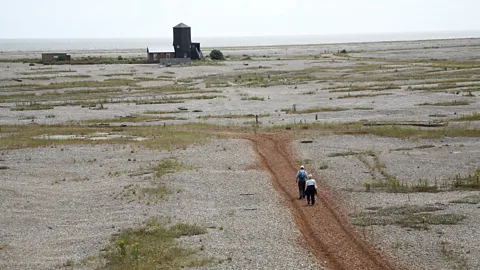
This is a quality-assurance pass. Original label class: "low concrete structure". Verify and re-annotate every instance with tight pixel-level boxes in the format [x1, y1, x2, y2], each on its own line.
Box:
[41, 53, 71, 63]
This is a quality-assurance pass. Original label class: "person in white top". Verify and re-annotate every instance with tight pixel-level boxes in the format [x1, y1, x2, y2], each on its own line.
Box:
[305, 174, 318, 205]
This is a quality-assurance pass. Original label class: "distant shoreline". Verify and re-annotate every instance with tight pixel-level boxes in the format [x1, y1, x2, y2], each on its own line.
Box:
[1, 30, 480, 52]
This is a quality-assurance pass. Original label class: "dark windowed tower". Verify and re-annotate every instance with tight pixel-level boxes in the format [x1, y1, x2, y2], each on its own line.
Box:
[173, 23, 192, 59]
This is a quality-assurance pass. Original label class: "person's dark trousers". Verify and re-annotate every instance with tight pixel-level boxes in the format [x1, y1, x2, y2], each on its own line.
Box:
[306, 186, 316, 205]
[298, 180, 306, 199]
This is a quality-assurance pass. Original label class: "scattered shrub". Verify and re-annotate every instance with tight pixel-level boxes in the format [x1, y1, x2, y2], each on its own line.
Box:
[209, 49, 225, 60]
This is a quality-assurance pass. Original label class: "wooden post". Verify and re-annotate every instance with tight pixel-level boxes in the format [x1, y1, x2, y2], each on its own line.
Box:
[255, 114, 258, 125]
[315, 114, 318, 121]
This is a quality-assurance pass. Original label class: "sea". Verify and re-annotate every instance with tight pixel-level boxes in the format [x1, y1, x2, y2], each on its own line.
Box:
[1, 31, 480, 52]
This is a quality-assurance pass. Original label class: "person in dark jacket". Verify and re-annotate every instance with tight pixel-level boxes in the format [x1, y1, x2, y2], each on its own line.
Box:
[296, 165, 308, 199]
[305, 174, 318, 205]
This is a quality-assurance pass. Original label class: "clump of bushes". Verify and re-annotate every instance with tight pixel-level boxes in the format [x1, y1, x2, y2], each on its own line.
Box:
[209, 49, 225, 60]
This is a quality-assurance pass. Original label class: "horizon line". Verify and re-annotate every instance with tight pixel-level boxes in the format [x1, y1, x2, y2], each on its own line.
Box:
[2, 29, 480, 40]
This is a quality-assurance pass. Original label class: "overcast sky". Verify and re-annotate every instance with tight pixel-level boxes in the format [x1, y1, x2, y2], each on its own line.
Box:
[1, 0, 479, 39]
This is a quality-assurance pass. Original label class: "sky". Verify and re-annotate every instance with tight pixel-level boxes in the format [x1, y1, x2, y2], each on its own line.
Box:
[1, 0, 479, 39]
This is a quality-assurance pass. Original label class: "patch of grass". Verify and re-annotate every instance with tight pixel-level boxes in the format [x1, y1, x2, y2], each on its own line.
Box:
[283, 107, 348, 114]
[177, 77, 195, 84]
[77, 114, 177, 124]
[197, 113, 270, 119]
[450, 194, 480, 204]
[143, 110, 184, 115]
[0, 166, 9, 170]
[157, 75, 175, 80]
[454, 112, 480, 121]
[134, 125, 215, 151]
[451, 169, 480, 189]
[3, 79, 137, 90]
[19, 115, 36, 120]
[18, 70, 76, 75]
[337, 93, 392, 99]
[22, 76, 52, 80]
[0, 124, 215, 150]
[440, 241, 469, 269]
[136, 84, 198, 94]
[64, 75, 92, 78]
[358, 151, 439, 193]
[154, 158, 191, 178]
[190, 59, 225, 66]
[351, 204, 466, 230]
[244, 65, 272, 70]
[11, 103, 54, 111]
[135, 99, 184, 105]
[96, 218, 212, 270]
[390, 145, 435, 152]
[353, 107, 374, 110]
[241, 96, 264, 101]
[417, 100, 471, 106]
[186, 95, 224, 100]
[328, 151, 374, 158]
[205, 71, 318, 88]
[104, 73, 134, 77]
[0, 93, 36, 103]
[328, 84, 400, 93]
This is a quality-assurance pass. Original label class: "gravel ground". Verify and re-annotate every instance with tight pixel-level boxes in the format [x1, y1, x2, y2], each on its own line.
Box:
[0, 139, 320, 269]
[296, 135, 480, 270]
[1, 38, 480, 269]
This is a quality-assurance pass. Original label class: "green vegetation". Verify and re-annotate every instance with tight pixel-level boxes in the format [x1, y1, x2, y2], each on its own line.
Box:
[63, 75, 92, 78]
[11, 103, 54, 111]
[455, 112, 480, 121]
[328, 150, 374, 158]
[3, 79, 136, 91]
[241, 96, 264, 101]
[198, 114, 270, 119]
[243, 66, 272, 70]
[351, 205, 466, 230]
[205, 71, 318, 88]
[104, 73, 134, 77]
[450, 194, 480, 204]
[209, 49, 225, 60]
[143, 110, 184, 115]
[440, 241, 469, 270]
[96, 218, 212, 269]
[390, 145, 436, 152]
[122, 159, 192, 204]
[18, 69, 76, 75]
[22, 76, 52, 80]
[353, 107, 374, 110]
[268, 121, 480, 140]
[327, 84, 400, 93]
[189, 59, 225, 66]
[417, 100, 471, 106]
[451, 169, 480, 189]
[337, 93, 392, 99]
[154, 158, 192, 178]
[77, 114, 179, 124]
[283, 107, 348, 114]
[0, 124, 214, 150]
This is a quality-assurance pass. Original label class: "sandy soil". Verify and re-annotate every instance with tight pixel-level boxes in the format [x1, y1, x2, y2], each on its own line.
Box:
[1, 38, 480, 269]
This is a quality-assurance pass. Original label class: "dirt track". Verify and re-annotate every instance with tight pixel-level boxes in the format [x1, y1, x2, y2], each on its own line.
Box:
[244, 133, 399, 270]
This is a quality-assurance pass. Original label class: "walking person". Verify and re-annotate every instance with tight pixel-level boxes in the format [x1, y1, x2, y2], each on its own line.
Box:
[296, 165, 308, 199]
[305, 174, 318, 205]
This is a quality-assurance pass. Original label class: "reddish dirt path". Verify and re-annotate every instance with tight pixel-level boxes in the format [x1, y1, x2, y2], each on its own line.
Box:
[242, 133, 399, 270]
